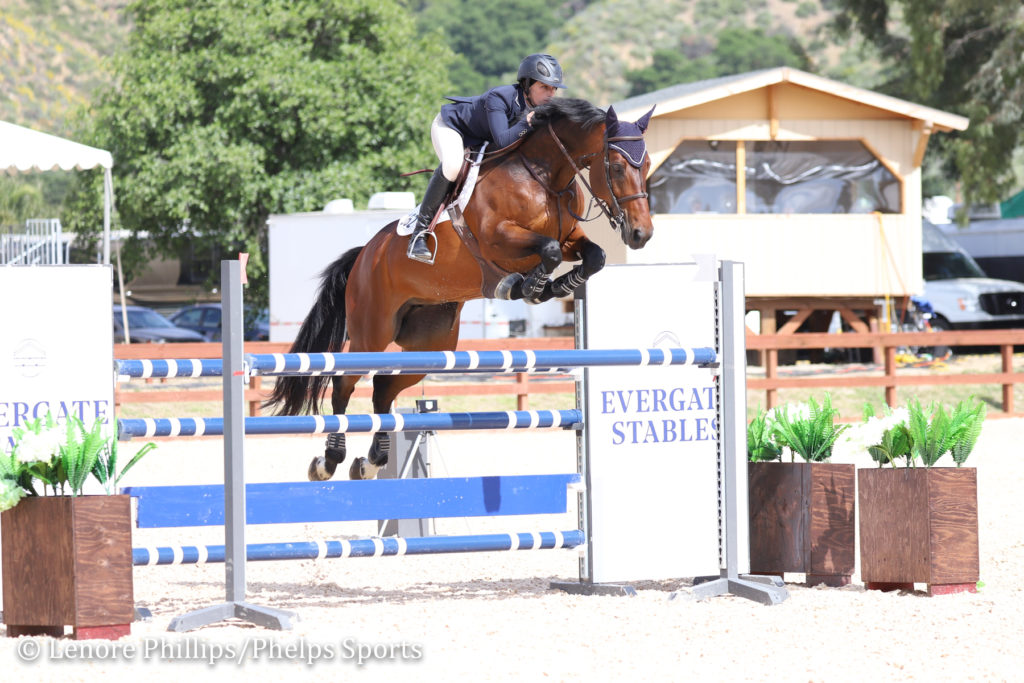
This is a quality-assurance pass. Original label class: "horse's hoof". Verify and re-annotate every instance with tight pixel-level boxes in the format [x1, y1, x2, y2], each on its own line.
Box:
[349, 456, 381, 480]
[308, 456, 335, 481]
[349, 457, 366, 480]
[493, 273, 523, 300]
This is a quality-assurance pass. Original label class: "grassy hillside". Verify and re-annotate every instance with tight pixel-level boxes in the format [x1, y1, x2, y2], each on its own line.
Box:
[0, 0, 128, 135]
[1, 0, 883, 136]
[548, 0, 883, 105]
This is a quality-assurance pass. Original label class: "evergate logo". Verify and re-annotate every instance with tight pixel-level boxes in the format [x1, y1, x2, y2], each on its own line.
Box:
[600, 385, 716, 445]
[13, 339, 47, 378]
[0, 399, 113, 452]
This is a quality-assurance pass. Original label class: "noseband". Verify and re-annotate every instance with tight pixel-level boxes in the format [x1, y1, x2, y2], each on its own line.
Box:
[547, 124, 648, 235]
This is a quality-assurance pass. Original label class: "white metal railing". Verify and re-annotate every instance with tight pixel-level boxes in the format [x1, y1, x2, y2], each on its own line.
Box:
[1, 218, 69, 265]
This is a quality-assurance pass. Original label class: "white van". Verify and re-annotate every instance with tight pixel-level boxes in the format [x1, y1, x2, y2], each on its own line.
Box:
[922, 220, 1024, 329]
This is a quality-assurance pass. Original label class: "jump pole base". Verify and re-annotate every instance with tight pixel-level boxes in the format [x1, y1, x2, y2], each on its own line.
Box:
[167, 601, 297, 633]
[549, 580, 637, 597]
[680, 577, 790, 606]
[739, 573, 786, 587]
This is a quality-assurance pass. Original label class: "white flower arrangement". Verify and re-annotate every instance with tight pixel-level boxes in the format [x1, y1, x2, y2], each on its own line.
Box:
[12, 426, 66, 465]
[0, 412, 156, 512]
[832, 408, 910, 461]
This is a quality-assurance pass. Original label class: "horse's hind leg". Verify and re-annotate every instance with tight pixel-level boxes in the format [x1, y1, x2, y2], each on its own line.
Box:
[349, 302, 462, 480]
[309, 374, 360, 481]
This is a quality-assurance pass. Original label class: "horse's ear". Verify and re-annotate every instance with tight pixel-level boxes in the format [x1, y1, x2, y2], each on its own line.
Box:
[635, 105, 656, 133]
[605, 105, 619, 127]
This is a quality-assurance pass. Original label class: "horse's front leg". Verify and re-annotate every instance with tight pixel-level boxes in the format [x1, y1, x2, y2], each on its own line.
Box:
[547, 235, 606, 299]
[511, 239, 562, 302]
[517, 238, 561, 302]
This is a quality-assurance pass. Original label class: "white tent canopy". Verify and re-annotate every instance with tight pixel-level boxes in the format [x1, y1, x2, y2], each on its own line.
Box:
[0, 120, 114, 264]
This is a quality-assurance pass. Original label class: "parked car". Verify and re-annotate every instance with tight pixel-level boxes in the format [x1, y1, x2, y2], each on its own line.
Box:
[169, 303, 270, 342]
[922, 220, 1024, 329]
[113, 305, 206, 343]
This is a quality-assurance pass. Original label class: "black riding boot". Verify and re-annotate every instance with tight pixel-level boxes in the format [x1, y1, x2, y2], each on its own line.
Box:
[408, 168, 455, 263]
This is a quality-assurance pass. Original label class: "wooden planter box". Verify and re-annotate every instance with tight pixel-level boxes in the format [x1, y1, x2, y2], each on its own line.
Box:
[858, 467, 979, 595]
[748, 462, 856, 586]
[2, 495, 134, 639]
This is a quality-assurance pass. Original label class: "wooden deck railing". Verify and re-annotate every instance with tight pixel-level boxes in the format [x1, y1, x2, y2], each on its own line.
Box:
[746, 329, 1024, 417]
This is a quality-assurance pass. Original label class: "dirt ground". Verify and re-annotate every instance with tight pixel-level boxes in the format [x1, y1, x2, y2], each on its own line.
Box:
[1, 419, 1022, 681]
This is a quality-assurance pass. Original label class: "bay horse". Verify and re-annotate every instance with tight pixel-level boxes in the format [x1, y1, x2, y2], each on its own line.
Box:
[265, 98, 656, 481]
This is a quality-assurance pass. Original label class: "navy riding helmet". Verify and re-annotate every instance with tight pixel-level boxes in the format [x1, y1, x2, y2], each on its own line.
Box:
[517, 54, 567, 89]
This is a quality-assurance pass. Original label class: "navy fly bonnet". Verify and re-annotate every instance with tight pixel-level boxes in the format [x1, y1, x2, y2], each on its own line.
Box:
[605, 105, 655, 168]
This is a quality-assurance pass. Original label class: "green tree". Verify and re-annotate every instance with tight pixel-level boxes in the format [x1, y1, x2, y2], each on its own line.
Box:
[625, 46, 717, 96]
[415, 0, 559, 94]
[0, 178, 46, 227]
[67, 0, 453, 307]
[832, 0, 1024, 209]
[626, 27, 811, 97]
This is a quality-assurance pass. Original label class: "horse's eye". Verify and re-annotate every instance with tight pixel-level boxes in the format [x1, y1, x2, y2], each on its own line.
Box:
[612, 164, 625, 176]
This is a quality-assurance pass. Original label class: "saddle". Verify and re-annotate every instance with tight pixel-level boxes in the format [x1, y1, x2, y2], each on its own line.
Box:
[397, 146, 483, 239]
[400, 139, 532, 299]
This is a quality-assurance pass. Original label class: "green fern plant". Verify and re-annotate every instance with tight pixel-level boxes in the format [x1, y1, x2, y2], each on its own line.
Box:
[61, 416, 107, 496]
[907, 399, 954, 467]
[905, 398, 986, 467]
[770, 395, 848, 463]
[868, 423, 914, 468]
[92, 429, 157, 494]
[949, 398, 986, 467]
[747, 407, 782, 462]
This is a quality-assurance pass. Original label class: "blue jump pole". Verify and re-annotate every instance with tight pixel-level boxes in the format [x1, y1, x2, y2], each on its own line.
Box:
[115, 347, 717, 379]
[133, 530, 585, 565]
[118, 408, 583, 438]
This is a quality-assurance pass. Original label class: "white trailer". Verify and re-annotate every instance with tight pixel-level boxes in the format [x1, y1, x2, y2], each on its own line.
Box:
[936, 218, 1024, 284]
[267, 200, 570, 343]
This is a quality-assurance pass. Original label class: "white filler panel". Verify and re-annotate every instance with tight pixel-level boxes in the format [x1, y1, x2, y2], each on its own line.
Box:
[1, 265, 115, 452]
[581, 262, 720, 583]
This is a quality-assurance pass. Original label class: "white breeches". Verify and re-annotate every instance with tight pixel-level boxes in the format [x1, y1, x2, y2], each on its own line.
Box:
[431, 114, 465, 182]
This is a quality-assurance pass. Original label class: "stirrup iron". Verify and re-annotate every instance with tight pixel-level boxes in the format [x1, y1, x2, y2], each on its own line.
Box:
[406, 230, 437, 265]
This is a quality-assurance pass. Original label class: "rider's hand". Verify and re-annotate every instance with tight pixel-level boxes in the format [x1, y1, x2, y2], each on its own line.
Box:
[526, 111, 534, 127]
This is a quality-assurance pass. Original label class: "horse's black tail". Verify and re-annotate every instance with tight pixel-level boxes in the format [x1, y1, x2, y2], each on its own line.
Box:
[264, 247, 363, 416]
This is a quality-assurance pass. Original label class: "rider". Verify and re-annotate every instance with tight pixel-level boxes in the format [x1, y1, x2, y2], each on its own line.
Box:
[407, 53, 567, 262]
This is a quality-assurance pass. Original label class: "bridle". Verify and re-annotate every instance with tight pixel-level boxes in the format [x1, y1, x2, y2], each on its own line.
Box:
[546, 124, 648, 236]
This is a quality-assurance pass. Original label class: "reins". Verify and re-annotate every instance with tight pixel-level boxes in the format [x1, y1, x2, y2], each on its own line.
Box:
[462, 118, 649, 240]
[545, 124, 648, 235]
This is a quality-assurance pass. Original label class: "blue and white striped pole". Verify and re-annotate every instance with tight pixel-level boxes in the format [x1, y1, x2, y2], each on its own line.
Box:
[133, 530, 585, 565]
[115, 347, 717, 379]
[118, 409, 583, 438]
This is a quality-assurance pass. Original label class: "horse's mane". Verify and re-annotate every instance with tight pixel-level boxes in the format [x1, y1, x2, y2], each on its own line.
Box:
[529, 98, 605, 131]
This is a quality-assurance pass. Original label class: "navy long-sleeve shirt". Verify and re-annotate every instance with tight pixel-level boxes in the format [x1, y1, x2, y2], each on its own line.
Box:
[439, 84, 531, 149]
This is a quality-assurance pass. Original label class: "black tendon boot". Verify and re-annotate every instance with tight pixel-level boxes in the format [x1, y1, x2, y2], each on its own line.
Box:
[408, 167, 455, 263]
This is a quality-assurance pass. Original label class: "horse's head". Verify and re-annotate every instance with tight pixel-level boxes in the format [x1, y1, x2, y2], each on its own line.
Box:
[588, 105, 655, 250]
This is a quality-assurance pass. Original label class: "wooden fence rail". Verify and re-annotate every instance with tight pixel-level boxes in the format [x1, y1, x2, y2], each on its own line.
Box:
[746, 329, 1024, 417]
[116, 330, 1024, 419]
